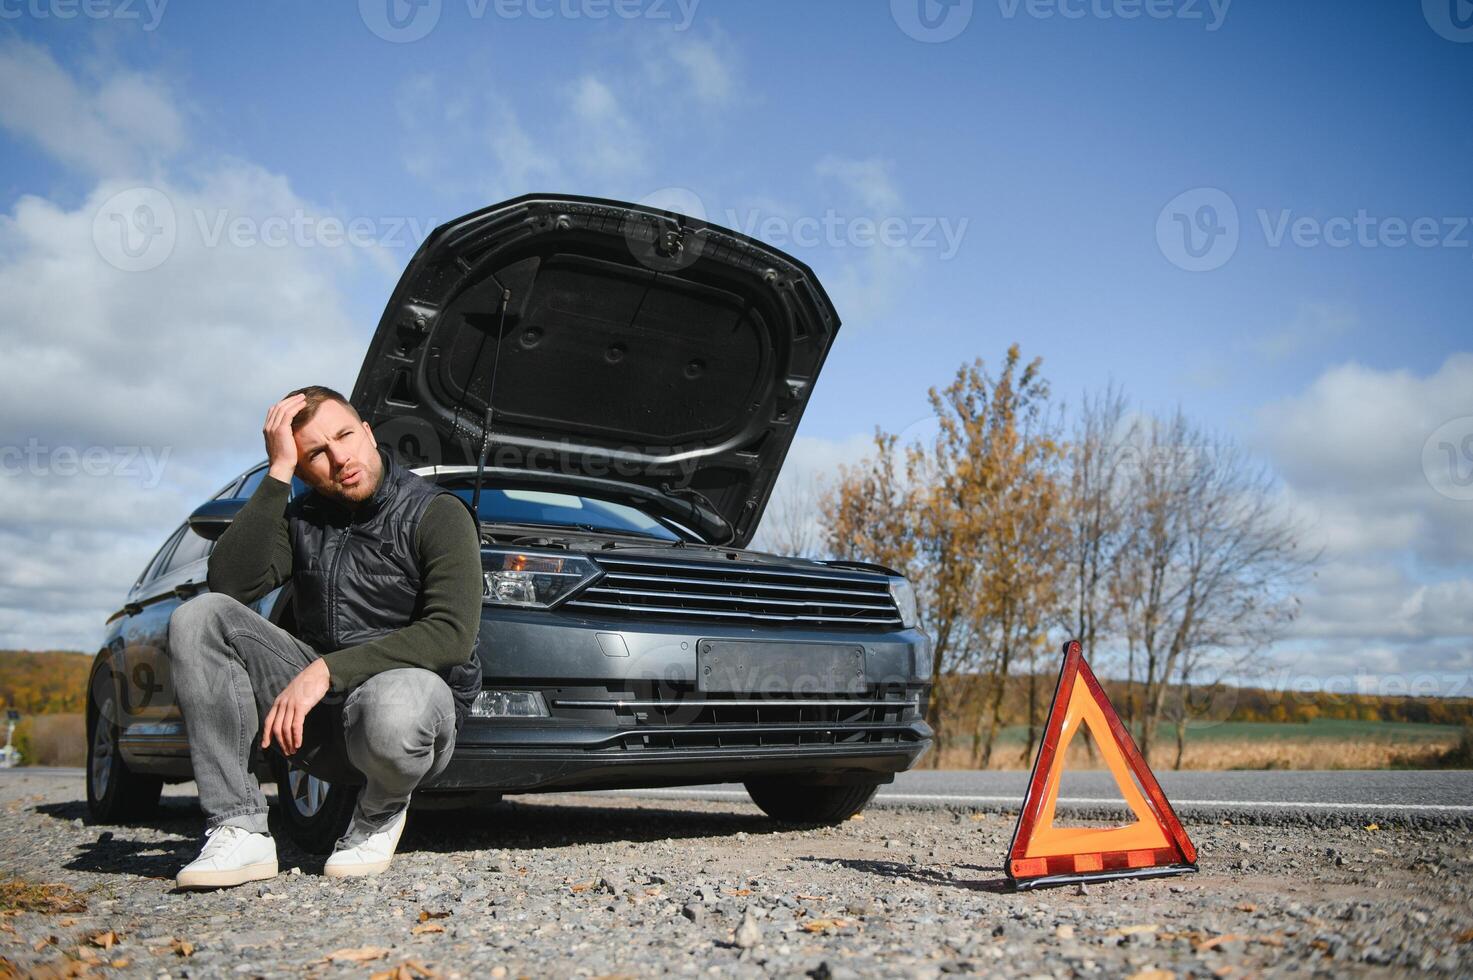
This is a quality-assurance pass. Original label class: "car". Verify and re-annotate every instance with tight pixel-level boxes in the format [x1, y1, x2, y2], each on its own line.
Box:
[86, 193, 934, 852]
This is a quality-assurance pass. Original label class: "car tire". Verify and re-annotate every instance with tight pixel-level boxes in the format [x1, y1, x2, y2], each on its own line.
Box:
[85, 669, 163, 822]
[743, 777, 880, 824]
[270, 755, 357, 855]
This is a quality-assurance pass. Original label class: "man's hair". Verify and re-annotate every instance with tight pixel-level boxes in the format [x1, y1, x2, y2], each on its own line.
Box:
[286, 385, 362, 431]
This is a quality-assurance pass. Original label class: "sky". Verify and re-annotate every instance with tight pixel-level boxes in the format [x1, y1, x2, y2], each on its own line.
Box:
[0, 0, 1470, 698]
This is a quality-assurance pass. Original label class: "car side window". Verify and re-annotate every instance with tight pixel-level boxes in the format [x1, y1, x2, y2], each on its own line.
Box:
[137, 525, 187, 589]
[237, 465, 268, 499]
[163, 525, 213, 576]
[212, 476, 242, 500]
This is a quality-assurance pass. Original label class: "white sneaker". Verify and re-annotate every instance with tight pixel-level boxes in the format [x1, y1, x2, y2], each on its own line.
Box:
[323, 807, 408, 878]
[176, 825, 278, 890]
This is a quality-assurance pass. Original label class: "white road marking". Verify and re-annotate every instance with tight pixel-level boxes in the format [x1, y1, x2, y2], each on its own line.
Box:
[611, 788, 1473, 813]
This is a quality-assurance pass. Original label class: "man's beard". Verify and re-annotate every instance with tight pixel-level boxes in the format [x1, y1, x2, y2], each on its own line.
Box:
[321, 463, 379, 505]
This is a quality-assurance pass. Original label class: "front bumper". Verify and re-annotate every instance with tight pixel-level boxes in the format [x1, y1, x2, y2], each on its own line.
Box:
[423, 607, 934, 793]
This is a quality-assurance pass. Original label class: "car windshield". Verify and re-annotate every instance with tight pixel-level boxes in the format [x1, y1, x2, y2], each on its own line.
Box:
[443, 484, 682, 541]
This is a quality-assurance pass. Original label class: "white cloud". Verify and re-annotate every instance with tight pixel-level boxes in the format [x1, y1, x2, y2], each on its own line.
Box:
[635, 25, 740, 107]
[1254, 353, 1473, 691]
[0, 45, 368, 652]
[1257, 352, 1473, 563]
[567, 76, 645, 180]
[809, 155, 923, 326]
[0, 38, 184, 176]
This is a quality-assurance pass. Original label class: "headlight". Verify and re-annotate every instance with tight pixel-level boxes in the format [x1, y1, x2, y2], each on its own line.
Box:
[888, 576, 918, 628]
[481, 547, 600, 608]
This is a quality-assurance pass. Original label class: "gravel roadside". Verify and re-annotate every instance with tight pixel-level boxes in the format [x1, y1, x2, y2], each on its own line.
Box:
[2, 773, 1470, 978]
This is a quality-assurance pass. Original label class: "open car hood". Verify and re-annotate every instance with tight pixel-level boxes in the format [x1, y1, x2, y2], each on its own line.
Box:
[351, 193, 842, 547]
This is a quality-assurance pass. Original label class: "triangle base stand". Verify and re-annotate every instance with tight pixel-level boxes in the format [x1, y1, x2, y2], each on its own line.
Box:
[1010, 862, 1197, 892]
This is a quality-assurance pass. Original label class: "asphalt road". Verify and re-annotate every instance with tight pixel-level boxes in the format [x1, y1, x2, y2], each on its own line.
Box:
[11, 766, 1472, 824]
[611, 768, 1473, 825]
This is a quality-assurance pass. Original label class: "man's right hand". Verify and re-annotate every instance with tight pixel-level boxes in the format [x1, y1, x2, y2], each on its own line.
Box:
[264, 393, 307, 483]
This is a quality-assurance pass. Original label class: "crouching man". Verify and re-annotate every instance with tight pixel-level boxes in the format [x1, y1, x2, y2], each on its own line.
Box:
[168, 386, 483, 888]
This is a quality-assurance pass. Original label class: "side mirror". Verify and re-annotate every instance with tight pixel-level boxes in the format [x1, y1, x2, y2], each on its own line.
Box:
[188, 498, 247, 542]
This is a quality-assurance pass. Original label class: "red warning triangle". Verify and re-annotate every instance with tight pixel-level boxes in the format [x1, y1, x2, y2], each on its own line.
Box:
[1006, 640, 1197, 889]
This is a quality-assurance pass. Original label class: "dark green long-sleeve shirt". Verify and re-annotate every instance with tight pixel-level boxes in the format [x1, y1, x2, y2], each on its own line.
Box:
[205, 473, 483, 693]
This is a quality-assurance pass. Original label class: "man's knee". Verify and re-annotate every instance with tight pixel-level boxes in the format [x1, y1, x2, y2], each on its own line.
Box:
[168, 591, 248, 646]
[343, 670, 454, 770]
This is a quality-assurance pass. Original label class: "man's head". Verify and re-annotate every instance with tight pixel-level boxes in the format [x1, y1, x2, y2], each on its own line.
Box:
[287, 386, 383, 507]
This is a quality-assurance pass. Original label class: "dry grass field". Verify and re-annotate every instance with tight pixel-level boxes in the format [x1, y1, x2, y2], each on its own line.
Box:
[931, 719, 1471, 771]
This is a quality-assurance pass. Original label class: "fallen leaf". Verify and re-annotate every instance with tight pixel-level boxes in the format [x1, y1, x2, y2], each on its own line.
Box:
[326, 946, 390, 964]
[1195, 933, 1248, 952]
[725, 888, 752, 897]
[371, 963, 438, 980]
[0, 879, 88, 916]
[643, 887, 662, 897]
[416, 909, 450, 922]
[569, 881, 596, 893]
[796, 894, 825, 901]
[1110, 924, 1161, 937]
[802, 918, 850, 933]
[1126, 970, 1175, 980]
[87, 931, 116, 950]
[171, 939, 194, 958]
[110, 959, 131, 969]
[1457, 928, 1473, 944]
[1235, 903, 1257, 913]
[1364, 823, 1379, 832]
[57, 918, 77, 928]
[410, 922, 444, 936]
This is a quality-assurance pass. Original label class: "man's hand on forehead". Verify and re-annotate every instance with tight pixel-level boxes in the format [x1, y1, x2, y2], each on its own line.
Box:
[264, 393, 307, 482]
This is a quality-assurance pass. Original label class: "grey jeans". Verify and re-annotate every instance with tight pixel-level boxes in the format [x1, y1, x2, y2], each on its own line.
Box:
[169, 592, 456, 839]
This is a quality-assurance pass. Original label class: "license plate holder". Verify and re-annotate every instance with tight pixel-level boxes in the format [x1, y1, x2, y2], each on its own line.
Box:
[696, 640, 868, 695]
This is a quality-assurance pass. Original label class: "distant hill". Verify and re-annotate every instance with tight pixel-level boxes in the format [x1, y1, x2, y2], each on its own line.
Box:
[0, 650, 93, 715]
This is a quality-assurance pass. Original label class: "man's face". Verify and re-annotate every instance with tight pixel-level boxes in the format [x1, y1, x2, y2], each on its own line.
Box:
[292, 399, 382, 506]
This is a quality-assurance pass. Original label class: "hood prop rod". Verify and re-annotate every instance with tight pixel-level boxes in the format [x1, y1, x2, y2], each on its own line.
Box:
[470, 288, 511, 524]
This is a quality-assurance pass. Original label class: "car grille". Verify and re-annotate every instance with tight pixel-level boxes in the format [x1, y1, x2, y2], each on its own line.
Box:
[550, 686, 924, 752]
[561, 554, 904, 629]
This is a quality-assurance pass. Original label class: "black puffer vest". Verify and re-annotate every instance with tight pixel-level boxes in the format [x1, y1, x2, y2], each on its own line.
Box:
[287, 445, 482, 730]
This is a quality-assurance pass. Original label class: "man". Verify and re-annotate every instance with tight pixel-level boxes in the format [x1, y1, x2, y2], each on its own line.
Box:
[168, 386, 484, 888]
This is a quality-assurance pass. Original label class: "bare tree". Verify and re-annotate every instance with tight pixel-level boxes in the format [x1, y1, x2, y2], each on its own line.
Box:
[754, 470, 827, 559]
[1058, 385, 1135, 693]
[1112, 410, 1317, 764]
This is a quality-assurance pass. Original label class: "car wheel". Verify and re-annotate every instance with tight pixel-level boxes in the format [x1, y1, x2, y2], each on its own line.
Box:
[743, 777, 880, 824]
[270, 756, 357, 854]
[85, 670, 163, 822]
